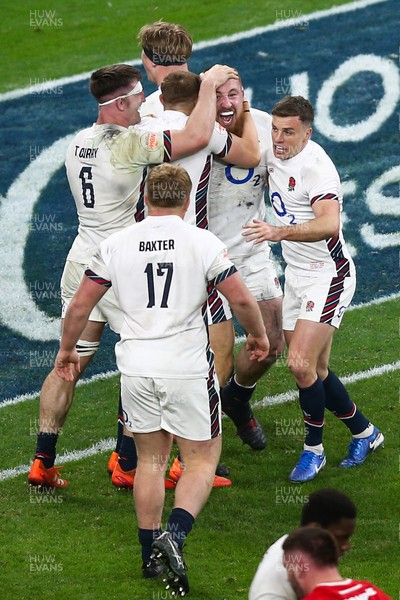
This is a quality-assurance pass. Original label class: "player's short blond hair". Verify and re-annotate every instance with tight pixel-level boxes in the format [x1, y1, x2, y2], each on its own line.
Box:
[146, 164, 192, 208]
[138, 21, 192, 65]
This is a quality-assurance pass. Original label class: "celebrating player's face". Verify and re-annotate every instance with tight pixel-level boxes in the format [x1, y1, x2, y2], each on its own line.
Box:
[271, 115, 312, 160]
[216, 78, 244, 132]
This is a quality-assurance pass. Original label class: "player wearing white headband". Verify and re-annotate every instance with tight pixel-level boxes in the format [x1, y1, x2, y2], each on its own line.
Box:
[97, 79, 144, 106]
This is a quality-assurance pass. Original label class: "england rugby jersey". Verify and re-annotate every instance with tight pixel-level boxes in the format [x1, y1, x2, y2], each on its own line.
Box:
[136, 110, 232, 227]
[306, 579, 393, 600]
[208, 109, 271, 260]
[267, 140, 355, 277]
[88, 215, 236, 377]
[65, 124, 169, 264]
[140, 88, 163, 118]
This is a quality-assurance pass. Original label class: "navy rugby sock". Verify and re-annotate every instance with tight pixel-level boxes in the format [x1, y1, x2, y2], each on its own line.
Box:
[35, 432, 58, 468]
[139, 528, 163, 563]
[220, 376, 256, 427]
[298, 377, 325, 447]
[166, 508, 195, 550]
[323, 369, 369, 435]
[118, 434, 138, 471]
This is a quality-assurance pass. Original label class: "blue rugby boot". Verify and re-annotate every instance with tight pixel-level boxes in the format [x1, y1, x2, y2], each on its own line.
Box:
[289, 450, 326, 483]
[339, 426, 384, 467]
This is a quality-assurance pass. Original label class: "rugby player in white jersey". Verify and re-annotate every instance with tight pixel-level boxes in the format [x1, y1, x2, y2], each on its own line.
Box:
[138, 22, 236, 393]
[243, 96, 383, 482]
[137, 71, 261, 382]
[54, 163, 269, 595]
[28, 62, 252, 489]
[137, 71, 260, 226]
[207, 75, 285, 451]
[134, 70, 262, 485]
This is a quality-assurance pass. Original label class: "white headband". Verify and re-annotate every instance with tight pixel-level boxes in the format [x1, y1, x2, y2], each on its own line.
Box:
[98, 81, 143, 106]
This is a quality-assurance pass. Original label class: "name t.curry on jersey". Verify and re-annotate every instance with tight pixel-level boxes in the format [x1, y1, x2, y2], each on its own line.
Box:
[74, 146, 99, 159]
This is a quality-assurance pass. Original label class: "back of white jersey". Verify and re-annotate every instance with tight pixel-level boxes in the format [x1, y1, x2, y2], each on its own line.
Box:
[89, 215, 234, 377]
[208, 108, 271, 259]
[136, 110, 230, 227]
[66, 123, 169, 264]
[140, 88, 163, 118]
[66, 124, 145, 264]
[267, 140, 355, 276]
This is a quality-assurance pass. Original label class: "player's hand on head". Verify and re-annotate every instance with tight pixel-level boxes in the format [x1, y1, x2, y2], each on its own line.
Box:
[200, 64, 239, 86]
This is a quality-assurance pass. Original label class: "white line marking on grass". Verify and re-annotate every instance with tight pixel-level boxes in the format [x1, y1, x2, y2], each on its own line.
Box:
[348, 291, 400, 310]
[1, 370, 118, 409]
[255, 360, 400, 408]
[1, 361, 398, 483]
[0, 0, 389, 102]
[1, 292, 399, 409]
[0, 438, 115, 482]
[234, 291, 400, 344]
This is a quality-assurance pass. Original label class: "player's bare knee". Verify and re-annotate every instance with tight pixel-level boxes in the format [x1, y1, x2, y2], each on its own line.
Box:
[287, 359, 312, 384]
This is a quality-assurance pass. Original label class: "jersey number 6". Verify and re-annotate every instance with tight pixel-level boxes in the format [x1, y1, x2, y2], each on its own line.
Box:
[79, 166, 95, 208]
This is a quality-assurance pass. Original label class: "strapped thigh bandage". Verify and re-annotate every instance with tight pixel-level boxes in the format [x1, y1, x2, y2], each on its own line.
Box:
[75, 339, 100, 357]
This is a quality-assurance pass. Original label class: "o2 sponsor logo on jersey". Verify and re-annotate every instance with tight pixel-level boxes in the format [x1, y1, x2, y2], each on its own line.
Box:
[0, 0, 398, 401]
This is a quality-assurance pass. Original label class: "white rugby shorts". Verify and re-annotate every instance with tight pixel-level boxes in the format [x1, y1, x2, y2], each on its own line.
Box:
[233, 249, 283, 301]
[282, 267, 356, 331]
[120, 374, 222, 441]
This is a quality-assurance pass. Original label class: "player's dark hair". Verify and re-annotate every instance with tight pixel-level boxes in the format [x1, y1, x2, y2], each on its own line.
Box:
[283, 527, 339, 567]
[161, 71, 200, 106]
[272, 95, 314, 126]
[301, 488, 356, 527]
[138, 21, 192, 65]
[90, 64, 142, 102]
[146, 164, 192, 208]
